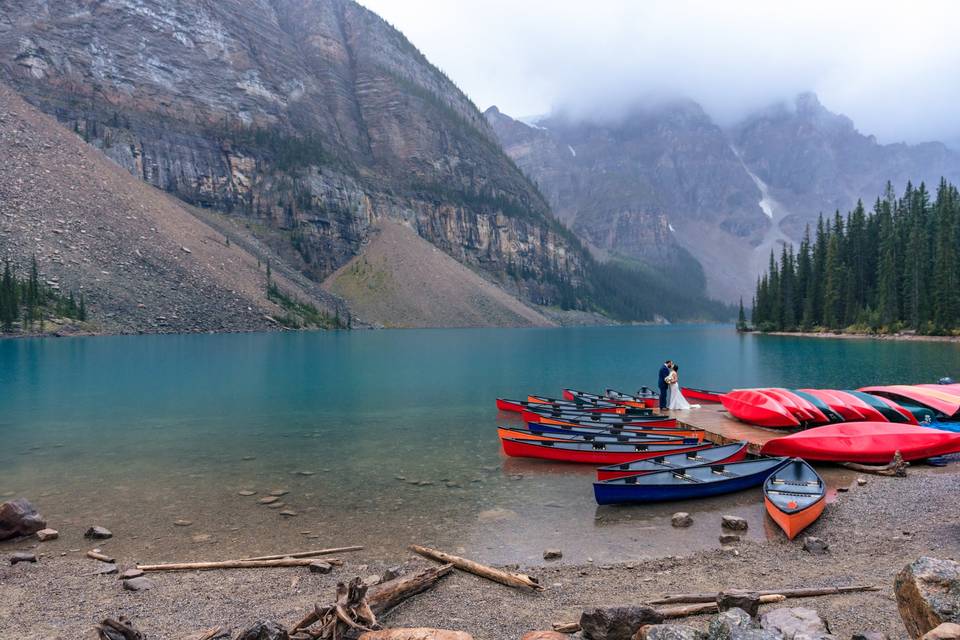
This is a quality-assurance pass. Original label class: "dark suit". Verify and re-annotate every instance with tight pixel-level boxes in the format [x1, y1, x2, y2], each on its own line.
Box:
[658, 364, 670, 409]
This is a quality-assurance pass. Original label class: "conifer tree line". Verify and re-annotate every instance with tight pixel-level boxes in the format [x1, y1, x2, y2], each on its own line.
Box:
[0, 256, 87, 333]
[751, 179, 960, 334]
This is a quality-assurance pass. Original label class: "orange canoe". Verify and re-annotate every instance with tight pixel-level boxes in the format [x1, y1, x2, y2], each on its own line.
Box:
[763, 459, 826, 540]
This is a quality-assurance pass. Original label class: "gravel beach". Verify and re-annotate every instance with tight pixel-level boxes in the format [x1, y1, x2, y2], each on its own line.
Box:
[1, 465, 957, 639]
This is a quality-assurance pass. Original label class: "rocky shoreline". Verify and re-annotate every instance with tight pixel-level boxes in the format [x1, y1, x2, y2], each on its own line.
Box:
[747, 330, 960, 343]
[2, 464, 958, 639]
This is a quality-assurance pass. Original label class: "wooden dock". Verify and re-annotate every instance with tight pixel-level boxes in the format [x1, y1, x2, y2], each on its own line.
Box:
[667, 404, 788, 454]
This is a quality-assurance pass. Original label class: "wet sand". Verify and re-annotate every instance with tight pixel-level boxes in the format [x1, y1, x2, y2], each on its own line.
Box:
[2, 465, 956, 639]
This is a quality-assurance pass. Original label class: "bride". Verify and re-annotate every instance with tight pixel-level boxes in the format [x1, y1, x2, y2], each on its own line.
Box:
[665, 364, 698, 411]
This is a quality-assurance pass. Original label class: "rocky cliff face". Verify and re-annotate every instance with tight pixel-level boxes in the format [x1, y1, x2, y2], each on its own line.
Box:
[489, 94, 960, 302]
[0, 0, 585, 307]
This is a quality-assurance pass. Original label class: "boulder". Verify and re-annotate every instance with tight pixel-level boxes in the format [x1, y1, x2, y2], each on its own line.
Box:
[36, 528, 59, 541]
[895, 557, 960, 638]
[543, 549, 563, 560]
[85, 526, 113, 539]
[580, 606, 665, 640]
[722, 516, 749, 531]
[521, 632, 569, 640]
[10, 551, 37, 565]
[921, 623, 960, 640]
[357, 630, 472, 640]
[718, 592, 762, 618]
[760, 607, 832, 640]
[707, 608, 755, 640]
[719, 534, 741, 544]
[0, 498, 47, 540]
[122, 577, 155, 592]
[235, 620, 289, 640]
[672, 513, 694, 528]
[635, 624, 707, 640]
[803, 537, 829, 555]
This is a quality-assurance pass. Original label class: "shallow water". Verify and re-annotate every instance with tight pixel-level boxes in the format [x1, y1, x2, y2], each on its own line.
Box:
[1, 325, 957, 564]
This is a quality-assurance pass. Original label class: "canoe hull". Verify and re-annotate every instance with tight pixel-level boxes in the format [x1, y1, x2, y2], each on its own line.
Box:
[760, 422, 960, 463]
[596, 442, 749, 480]
[527, 422, 704, 441]
[501, 438, 712, 464]
[680, 387, 725, 404]
[721, 390, 800, 428]
[764, 496, 825, 540]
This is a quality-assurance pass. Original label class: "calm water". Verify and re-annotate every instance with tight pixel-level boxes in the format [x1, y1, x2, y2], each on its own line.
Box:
[1, 325, 958, 564]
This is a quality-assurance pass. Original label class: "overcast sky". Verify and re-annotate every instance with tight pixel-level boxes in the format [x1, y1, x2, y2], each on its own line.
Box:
[359, 0, 960, 145]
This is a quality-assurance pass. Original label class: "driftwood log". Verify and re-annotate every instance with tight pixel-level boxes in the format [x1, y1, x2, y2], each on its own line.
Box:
[138, 558, 343, 572]
[409, 544, 543, 591]
[290, 563, 454, 639]
[646, 584, 879, 605]
[658, 595, 786, 618]
[841, 451, 908, 477]
[242, 546, 363, 561]
[87, 550, 116, 563]
[95, 617, 145, 640]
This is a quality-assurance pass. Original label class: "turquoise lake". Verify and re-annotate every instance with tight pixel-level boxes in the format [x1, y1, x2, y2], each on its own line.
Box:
[1, 325, 958, 564]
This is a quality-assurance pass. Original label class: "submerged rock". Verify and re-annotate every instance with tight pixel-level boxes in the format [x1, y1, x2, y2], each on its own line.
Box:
[238, 490, 257, 496]
[895, 557, 960, 638]
[803, 537, 829, 554]
[543, 549, 563, 560]
[0, 498, 46, 540]
[579, 605, 664, 639]
[722, 515, 748, 531]
[672, 512, 693, 527]
[258, 496, 280, 505]
[85, 526, 113, 540]
[269, 489, 289, 497]
[719, 534, 741, 544]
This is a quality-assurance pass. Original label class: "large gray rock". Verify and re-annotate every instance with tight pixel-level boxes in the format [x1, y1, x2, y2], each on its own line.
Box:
[895, 557, 960, 638]
[708, 608, 755, 640]
[580, 606, 665, 640]
[637, 624, 707, 640]
[0, 498, 46, 540]
[85, 526, 113, 540]
[235, 620, 289, 640]
[760, 607, 833, 640]
[718, 592, 762, 618]
[722, 516, 749, 531]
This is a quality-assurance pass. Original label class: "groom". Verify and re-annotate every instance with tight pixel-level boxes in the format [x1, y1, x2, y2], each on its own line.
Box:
[658, 360, 673, 410]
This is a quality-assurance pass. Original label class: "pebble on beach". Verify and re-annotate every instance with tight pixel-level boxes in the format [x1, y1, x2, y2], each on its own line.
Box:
[93, 563, 118, 575]
[35, 528, 59, 541]
[238, 490, 257, 496]
[721, 515, 748, 531]
[258, 496, 280, 505]
[269, 489, 289, 497]
[120, 568, 144, 580]
[10, 551, 37, 565]
[309, 561, 333, 574]
[719, 533, 741, 544]
[279, 510, 297, 517]
[803, 536, 829, 554]
[123, 576, 155, 591]
[173, 519, 193, 527]
[84, 526, 112, 540]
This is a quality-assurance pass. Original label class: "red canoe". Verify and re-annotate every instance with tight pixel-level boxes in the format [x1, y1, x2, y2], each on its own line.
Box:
[681, 387, 726, 404]
[860, 385, 960, 417]
[500, 438, 714, 464]
[760, 423, 960, 463]
[799, 389, 866, 422]
[759, 389, 816, 422]
[828, 390, 889, 422]
[721, 390, 800, 428]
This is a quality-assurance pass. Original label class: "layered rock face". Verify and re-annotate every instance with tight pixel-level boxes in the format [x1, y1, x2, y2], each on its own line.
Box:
[488, 94, 960, 302]
[0, 0, 585, 306]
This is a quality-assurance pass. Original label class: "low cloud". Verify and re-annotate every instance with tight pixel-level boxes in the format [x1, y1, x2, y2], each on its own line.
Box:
[360, 0, 960, 144]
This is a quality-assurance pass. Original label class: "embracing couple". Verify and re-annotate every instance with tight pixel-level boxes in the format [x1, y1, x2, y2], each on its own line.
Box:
[658, 359, 694, 411]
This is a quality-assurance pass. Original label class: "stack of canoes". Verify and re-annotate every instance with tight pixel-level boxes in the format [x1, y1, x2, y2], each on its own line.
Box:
[719, 384, 960, 429]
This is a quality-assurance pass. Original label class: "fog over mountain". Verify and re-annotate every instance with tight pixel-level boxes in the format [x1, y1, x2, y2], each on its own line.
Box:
[361, 0, 960, 146]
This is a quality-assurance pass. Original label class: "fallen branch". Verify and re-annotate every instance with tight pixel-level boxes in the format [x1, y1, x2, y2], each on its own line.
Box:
[290, 564, 454, 638]
[184, 628, 229, 640]
[646, 584, 878, 605]
[87, 550, 115, 564]
[242, 546, 363, 561]
[138, 558, 343, 572]
[840, 451, 907, 476]
[552, 621, 581, 633]
[409, 544, 543, 592]
[657, 595, 786, 618]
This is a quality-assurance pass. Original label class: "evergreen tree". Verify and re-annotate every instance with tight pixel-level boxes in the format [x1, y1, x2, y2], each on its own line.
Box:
[737, 297, 747, 331]
[0, 261, 18, 332]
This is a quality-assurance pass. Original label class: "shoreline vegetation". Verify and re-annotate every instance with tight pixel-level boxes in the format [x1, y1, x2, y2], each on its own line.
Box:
[740, 327, 960, 343]
[748, 179, 960, 338]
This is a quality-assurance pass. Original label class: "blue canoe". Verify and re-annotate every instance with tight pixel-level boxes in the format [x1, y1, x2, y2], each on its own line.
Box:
[593, 456, 790, 505]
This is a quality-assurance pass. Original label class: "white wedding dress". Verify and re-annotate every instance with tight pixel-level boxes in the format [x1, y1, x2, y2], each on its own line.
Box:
[666, 376, 696, 411]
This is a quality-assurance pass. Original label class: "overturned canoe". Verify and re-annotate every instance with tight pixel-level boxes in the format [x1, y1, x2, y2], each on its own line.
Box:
[859, 385, 960, 418]
[721, 390, 800, 428]
[595, 442, 749, 480]
[760, 422, 960, 463]
[763, 459, 826, 540]
[501, 437, 713, 464]
[593, 457, 790, 505]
